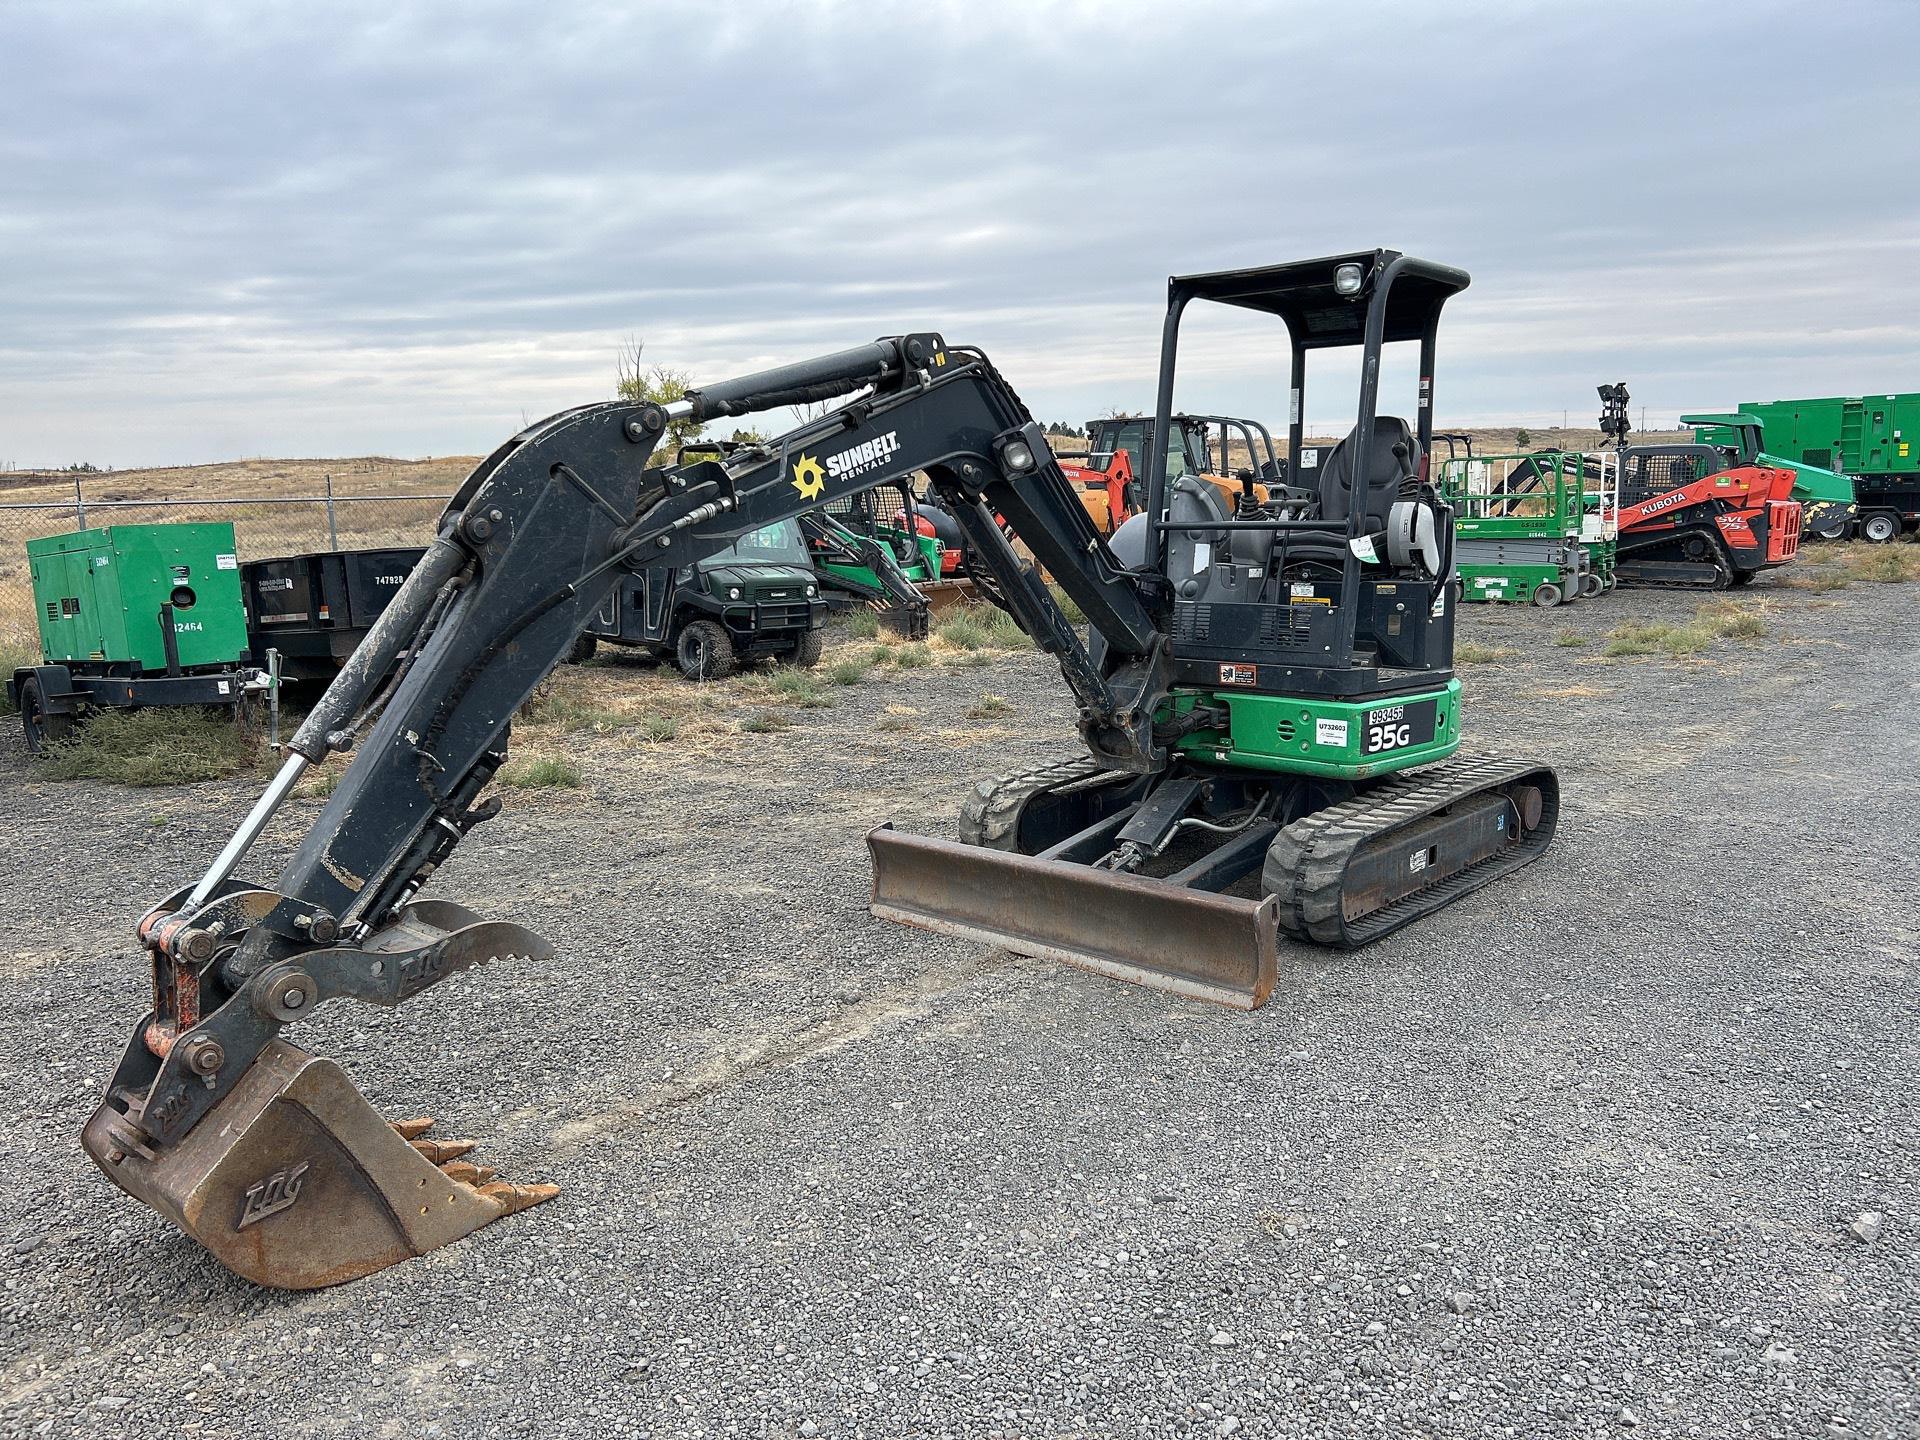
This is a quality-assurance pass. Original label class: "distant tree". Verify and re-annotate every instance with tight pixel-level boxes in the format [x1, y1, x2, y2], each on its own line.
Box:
[1515, 427, 1532, 448]
[616, 337, 702, 463]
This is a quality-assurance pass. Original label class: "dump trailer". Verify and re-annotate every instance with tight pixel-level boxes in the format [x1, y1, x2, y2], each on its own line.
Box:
[1437, 450, 1612, 605]
[1694, 397, 1919, 541]
[9, 523, 261, 752]
[241, 546, 428, 684]
[82, 250, 1558, 1292]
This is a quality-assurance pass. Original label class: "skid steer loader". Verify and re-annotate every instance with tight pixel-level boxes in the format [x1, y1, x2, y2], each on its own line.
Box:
[83, 250, 1558, 1290]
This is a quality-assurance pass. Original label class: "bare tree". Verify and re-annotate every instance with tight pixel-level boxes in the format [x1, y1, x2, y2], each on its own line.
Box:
[616, 336, 703, 462]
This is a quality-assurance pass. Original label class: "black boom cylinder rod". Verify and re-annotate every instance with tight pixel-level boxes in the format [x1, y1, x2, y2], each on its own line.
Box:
[682, 337, 918, 421]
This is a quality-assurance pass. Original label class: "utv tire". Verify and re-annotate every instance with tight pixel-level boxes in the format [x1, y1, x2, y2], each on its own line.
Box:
[1861, 510, 1901, 544]
[675, 620, 738, 681]
[1532, 582, 1563, 608]
[789, 628, 825, 668]
[20, 677, 76, 755]
[566, 634, 599, 664]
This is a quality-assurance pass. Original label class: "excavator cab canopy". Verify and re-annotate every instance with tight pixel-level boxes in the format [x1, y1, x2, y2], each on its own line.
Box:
[1144, 249, 1470, 644]
[1169, 250, 1470, 350]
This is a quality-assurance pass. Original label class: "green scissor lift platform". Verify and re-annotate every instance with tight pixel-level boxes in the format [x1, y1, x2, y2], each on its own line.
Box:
[1438, 451, 1616, 606]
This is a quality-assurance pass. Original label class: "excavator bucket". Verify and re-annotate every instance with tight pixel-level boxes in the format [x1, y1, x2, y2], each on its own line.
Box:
[82, 1039, 554, 1289]
[918, 579, 980, 617]
[867, 826, 1280, 1009]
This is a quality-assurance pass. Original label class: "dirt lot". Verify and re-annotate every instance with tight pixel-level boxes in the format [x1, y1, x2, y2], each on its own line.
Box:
[0, 576, 1914, 1439]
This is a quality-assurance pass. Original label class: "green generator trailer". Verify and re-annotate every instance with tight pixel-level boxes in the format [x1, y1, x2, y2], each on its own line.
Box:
[1685, 409, 1860, 540]
[8, 522, 261, 752]
[1437, 450, 1615, 605]
[1693, 395, 1919, 542]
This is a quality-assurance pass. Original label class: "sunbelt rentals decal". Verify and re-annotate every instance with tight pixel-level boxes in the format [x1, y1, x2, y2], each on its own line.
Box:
[791, 431, 902, 501]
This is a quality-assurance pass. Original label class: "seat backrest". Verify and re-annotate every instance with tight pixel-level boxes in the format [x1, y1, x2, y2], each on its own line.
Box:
[1316, 416, 1421, 528]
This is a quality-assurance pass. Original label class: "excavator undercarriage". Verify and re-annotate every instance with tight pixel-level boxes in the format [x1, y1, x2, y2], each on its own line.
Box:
[82, 250, 1559, 1290]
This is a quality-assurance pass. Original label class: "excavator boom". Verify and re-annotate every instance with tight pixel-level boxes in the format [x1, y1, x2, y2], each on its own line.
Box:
[82, 336, 1190, 1288]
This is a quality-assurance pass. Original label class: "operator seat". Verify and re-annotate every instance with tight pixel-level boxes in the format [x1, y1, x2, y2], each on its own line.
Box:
[1315, 416, 1421, 530]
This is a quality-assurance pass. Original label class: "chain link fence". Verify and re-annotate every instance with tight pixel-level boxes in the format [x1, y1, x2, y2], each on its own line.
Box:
[0, 469, 453, 638]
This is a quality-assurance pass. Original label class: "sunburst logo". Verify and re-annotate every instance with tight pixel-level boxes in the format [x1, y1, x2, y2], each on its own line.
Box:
[791, 454, 826, 501]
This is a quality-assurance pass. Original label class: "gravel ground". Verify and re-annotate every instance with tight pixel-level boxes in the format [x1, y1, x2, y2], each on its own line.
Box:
[0, 579, 1914, 1439]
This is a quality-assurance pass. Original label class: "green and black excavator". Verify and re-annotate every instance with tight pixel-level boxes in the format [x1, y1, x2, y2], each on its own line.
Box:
[82, 250, 1559, 1291]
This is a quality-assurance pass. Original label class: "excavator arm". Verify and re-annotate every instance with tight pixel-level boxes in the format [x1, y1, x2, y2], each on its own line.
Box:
[83, 335, 1171, 1288]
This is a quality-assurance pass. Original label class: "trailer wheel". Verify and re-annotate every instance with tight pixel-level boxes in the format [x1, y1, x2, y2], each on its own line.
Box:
[1531, 582, 1563, 608]
[675, 620, 738, 681]
[1861, 510, 1901, 544]
[788, 628, 825, 668]
[20, 677, 76, 756]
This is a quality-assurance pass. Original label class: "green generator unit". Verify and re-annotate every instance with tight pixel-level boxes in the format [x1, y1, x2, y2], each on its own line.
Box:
[9, 522, 258, 752]
[1697, 395, 1919, 542]
[1437, 451, 1610, 606]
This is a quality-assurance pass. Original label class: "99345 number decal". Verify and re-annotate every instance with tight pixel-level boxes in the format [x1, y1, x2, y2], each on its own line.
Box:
[1362, 697, 1438, 756]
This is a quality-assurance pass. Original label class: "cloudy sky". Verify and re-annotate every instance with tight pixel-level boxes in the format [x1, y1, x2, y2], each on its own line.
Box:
[3, 0, 1917, 468]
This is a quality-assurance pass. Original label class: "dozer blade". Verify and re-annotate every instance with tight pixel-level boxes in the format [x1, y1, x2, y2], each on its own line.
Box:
[81, 1040, 554, 1290]
[867, 825, 1279, 1009]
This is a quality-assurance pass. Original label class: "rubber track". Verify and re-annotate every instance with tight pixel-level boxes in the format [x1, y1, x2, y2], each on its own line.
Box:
[1261, 752, 1559, 949]
[1614, 527, 1734, 591]
[957, 753, 1117, 851]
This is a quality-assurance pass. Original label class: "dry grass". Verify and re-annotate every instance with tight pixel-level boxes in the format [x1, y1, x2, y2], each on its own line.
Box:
[0, 627, 36, 714]
[1455, 642, 1510, 664]
[1535, 684, 1609, 698]
[965, 693, 1015, 719]
[1602, 599, 1770, 660]
[1786, 540, 1920, 591]
[1696, 598, 1770, 640]
[498, 754, 583, 789]
[39, 709, 263, 786]
[1604, 623, 1710, 659]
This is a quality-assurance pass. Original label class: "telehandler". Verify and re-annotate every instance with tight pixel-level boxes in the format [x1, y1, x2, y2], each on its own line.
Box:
[83, 250, 1558, 1291]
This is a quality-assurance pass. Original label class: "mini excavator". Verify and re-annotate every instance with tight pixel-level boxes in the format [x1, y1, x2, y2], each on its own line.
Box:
[83, 251, 1558, 1289]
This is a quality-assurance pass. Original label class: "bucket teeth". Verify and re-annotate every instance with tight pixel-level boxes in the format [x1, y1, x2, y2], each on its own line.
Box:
[478, 1182, 561, 1218]
[409, 1136, 478, 1163]
[389, 1117, 437, 1140]
[439, 1160, 496, 1185]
